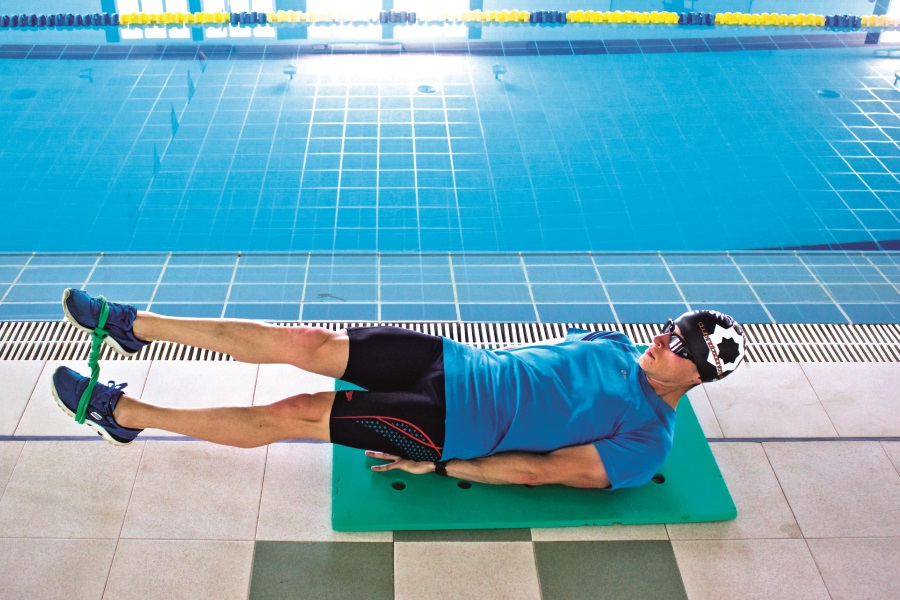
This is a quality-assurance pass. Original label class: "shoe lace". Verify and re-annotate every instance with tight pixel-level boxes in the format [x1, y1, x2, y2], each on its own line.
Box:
[107, 381, 128, 393]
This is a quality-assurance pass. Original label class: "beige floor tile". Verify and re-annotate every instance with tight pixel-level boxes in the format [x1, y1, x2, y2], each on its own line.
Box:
[686, 385, 723, 438]
[104, 539, 254, 600]
[0, 441, 143, 538]
[395, 542, 541, 600]
[668, 443, 801, 540]
[257, 442, 390, 542]
[672, 539, 830, 600]
[0, 361, 44, 435]
[0, 441, 24, 498]
[254, 364, 334, 406]
[883, 442, 900, 474]
[531, 523, 668, 541]
[0, 538, 117, 600]
[140, 361, 258, 437]
[703, 363, 838, 437]
[764, 441, 900, 538]
[801, 363, 900, 436]
[121, 441, 266, 540]
[806, 537, 900, 600]
[15, 360, 152, 436]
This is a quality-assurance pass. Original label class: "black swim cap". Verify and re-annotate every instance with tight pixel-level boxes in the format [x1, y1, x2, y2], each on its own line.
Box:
[673, 310, 746, 382]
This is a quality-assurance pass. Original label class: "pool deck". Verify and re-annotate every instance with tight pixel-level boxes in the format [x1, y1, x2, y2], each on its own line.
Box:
[0, 357, 897, 599]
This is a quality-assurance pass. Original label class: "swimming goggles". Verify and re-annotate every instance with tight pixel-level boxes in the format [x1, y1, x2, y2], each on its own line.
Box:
[661, 319, 695, 362]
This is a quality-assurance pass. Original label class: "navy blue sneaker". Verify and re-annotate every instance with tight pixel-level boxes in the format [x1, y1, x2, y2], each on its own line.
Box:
[51, 366, 142, 446]
[62, 288, 150, 356]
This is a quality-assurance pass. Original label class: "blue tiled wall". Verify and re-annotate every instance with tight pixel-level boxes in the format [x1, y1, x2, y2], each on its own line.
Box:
[1, 251, 897, 323]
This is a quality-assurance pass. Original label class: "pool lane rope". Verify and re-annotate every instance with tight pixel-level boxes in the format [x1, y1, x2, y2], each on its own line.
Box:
[74, 296, 109, 425]
[1, 11, 899, 30]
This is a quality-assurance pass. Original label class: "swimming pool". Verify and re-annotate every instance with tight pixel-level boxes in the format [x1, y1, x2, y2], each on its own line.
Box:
[0, 1, 898, 323]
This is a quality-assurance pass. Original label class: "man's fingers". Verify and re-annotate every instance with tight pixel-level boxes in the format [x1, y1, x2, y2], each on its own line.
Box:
[366, 450, 399, 460]
[366, 450, 400, 471]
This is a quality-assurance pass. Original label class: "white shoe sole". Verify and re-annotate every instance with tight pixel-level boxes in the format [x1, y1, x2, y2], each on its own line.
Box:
[61, 289, 138, 357]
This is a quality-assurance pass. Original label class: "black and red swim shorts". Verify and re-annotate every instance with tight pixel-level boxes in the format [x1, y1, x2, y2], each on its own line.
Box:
[330, 326, 445, 462]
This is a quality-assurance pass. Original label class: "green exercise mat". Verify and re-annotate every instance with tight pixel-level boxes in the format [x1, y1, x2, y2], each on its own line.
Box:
[331, 364, 736, 531]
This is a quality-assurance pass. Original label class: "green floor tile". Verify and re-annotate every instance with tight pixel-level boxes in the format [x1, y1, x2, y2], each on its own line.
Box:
[249, 542, 393, 600]
[394, 528, 531, 542]
[535, 541, 688, 600]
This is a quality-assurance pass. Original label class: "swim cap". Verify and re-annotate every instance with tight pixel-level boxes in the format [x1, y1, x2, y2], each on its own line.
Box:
[673, 310, 746, 382]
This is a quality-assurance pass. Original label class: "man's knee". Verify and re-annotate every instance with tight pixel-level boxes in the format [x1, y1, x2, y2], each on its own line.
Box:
[268, 391, 334, 425]
[283, 327, 349, 376]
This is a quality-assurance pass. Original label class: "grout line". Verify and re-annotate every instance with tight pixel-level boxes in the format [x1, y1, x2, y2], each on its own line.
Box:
[145, 253, 172, 312]
[878, 441, 900, 479]
[330, 69, 351, 252]
[410, 79, 421, 251]
[589, 252, 620, 326]
[727, 252, 777, 323]
[10, 358, 48, 438]
[221, 253, 241, 318]
[245, 57, 291, 257]
[864, 253, 900, 297]
[795, 361, 841, 437]
[467, 62, 502, 251]
[102, 438, 149, 599]
[80, 253, 103, 291]
[164, 57, 224, 243]
[695, 384, 727, 441]
[439, 72, 465, 254]
[759, 442, 808, 543]
[0, 439, 27, 504]
[519, 253, 540, 322]
[288, 66, 316, 251]
[797, 252, 853, 324]
[250, 362, 266, 543]
[529, 534, 543, 600]
[660, 252, 690, 311]
[804, 537, 834, 600]
[298, 252, 311, 321]
[375, 72, 382, 264]
[0, 253, 34, 304]
[448, 252, 461, 321]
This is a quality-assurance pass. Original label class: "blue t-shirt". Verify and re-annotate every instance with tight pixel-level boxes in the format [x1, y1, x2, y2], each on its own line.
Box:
[441, 330, 676, 489]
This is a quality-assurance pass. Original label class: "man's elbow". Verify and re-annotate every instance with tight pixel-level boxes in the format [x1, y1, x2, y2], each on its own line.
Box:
[526, 467, 610, 489]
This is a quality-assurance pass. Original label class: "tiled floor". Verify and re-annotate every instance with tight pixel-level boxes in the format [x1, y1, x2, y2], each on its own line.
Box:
[1, 250, 898, 323]
[0, 358, 897, 599]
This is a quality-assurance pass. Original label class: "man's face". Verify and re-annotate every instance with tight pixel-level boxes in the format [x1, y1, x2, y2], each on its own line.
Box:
[638, 325, 703, 387]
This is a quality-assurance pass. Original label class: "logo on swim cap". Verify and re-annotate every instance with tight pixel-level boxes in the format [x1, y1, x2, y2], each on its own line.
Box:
[698, 321, 744, 378]
[675, 310, 745, 382]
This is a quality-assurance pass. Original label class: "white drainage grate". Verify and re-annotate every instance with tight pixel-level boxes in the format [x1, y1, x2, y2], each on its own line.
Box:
[0, 321, 898, 362]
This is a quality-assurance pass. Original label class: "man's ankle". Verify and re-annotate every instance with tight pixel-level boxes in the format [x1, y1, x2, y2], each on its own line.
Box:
[132, 312, 155, 343]
[113, 395, 139, 429]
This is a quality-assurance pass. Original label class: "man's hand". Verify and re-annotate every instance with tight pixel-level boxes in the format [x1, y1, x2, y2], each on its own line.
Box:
[366, 450, 435, 475]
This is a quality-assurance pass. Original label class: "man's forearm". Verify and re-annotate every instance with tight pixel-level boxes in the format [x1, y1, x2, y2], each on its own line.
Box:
[436, 453, 548, 486]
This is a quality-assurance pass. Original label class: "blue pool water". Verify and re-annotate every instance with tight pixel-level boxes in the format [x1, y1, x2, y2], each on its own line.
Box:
[1, 39, 899, 253]
[0, 3, 898, 324]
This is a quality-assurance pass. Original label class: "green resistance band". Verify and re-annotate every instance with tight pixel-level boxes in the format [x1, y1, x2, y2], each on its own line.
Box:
[74, 296, 109, 424]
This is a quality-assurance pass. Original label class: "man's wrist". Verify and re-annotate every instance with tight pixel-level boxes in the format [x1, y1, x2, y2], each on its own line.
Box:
[433, 460, 450, 476]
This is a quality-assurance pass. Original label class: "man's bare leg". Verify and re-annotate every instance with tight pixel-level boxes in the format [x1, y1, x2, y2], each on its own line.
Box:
[132, 313, 349, 378]
[113, 390, 335, 448]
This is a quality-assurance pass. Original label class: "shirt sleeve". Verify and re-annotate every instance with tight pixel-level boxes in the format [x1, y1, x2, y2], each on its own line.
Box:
[592, 428, 670, 490]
